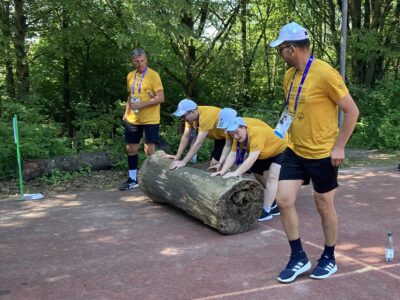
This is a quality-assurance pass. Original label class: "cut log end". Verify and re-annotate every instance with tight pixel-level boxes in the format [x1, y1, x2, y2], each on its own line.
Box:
[217, 180, 263, 234]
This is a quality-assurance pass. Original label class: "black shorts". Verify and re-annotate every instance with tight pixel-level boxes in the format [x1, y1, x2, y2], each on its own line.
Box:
[279, 148, 339, 193]
[124, 122, 160, 144]
[211, 139, 226, 161]
[250, 152, 284, 175]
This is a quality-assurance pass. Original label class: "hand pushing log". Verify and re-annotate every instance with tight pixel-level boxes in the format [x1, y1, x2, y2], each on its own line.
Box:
[138, 151, 263, 234]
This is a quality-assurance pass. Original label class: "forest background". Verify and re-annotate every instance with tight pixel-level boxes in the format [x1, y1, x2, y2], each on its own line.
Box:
[1, 0, 399, 180]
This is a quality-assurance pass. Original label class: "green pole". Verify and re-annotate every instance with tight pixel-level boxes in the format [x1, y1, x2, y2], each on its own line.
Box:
[13, 115, 24, 196]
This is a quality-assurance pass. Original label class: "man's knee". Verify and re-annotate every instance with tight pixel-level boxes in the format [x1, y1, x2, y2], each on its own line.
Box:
[144, 143, 156, 156]
[314, 192, 336, 216]
[126, 144, 139, 155]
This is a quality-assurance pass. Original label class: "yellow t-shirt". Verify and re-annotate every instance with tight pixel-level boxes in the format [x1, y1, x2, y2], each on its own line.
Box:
[126, 67, 163, 125]
[283, 58, 349, 159]
[231, 124, 287, 159]
[185, 106, 226, 140]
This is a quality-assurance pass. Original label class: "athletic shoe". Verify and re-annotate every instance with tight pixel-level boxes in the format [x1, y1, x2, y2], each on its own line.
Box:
[277, 254, 312, 283]
[258, 208, 272, 221]
[119, 178, 139, 191]
[271, 200, 278, 209]
[397, 164, 400, 171]
[310, 255, 337, 279]
[270, 205, 280, 216]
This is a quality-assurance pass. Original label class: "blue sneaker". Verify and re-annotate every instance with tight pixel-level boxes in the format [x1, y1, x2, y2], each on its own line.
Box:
[277, 254, 311, 283]
[310, 255, 337, 279]
[270, 205, 280, 216]
[258, 208, 272, 221]
[119, 178, 139, 191]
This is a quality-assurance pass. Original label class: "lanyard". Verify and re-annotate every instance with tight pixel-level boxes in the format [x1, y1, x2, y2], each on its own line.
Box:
[190, 118, 199, 143]
[235, 134, 248, 166]
[131, 67, 147, 95]
[285, 55, 313, 113]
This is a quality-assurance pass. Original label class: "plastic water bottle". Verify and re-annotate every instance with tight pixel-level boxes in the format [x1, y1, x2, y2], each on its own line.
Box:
[385, 231, 394, 262]
[130, 97, 140, 113]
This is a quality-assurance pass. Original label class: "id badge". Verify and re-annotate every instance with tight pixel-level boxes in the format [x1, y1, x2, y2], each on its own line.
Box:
[274, 110, 293, 139]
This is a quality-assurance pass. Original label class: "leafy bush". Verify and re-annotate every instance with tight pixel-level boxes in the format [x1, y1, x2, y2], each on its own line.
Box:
[349, 80, 400, 150]
[0, 101, 72, 179]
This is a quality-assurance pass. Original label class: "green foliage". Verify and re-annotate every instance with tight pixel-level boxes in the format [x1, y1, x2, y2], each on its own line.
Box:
[38, 166, 91, 185]
[0, 100, 72, 179]
[349, 79, 400, 150]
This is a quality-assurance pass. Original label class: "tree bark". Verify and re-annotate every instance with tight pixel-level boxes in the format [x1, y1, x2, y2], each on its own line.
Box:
[13, 0, 30, 101]
[138, 151, 264, 235]
[22, 152, 114, 181]
[0, 0, 15, 98]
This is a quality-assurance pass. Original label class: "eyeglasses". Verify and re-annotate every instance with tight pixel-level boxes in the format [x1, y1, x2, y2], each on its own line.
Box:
[181, 111, 191, 119]
[277, 45, 292, 55]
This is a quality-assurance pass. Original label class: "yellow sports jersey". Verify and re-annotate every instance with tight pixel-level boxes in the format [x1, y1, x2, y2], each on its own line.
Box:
[283, 58, 349, 159]
[231, 125, 287, 159]
[126, 67, 163, 125]
[185, 106, 226, 140]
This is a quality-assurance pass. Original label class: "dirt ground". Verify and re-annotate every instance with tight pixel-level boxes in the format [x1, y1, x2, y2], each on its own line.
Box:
[1, 167, 399, 299]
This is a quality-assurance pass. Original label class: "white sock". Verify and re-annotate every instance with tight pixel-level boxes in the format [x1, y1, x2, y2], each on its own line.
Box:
[129, 169, 137, 181]
[263, 205, 271, 213]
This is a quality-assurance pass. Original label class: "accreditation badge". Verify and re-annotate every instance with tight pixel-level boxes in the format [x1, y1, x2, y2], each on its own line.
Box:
[274, 109, 294, 139]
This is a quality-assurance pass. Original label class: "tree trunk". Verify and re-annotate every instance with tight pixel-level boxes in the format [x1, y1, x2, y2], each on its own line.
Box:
[138, 151, 264, 235]
[13, 0, 30, 101]
[0, 0, 16, 98]
[22, 152, 114, 181]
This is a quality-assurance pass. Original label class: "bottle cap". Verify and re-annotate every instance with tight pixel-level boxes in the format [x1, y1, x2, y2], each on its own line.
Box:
[388, 231, 392, 236]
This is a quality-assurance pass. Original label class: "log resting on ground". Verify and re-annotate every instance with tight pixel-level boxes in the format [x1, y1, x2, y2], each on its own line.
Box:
[138, 151, 264, 234]
[23, 152, 113, 180]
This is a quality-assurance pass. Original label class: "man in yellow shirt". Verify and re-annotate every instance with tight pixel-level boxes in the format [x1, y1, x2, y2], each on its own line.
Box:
[270, 22, 359, 282]
[211, 117, 287, 221]
[119, 48, 164, 191]
[211, 108, 287, 221]
[166, 99, 225, 170]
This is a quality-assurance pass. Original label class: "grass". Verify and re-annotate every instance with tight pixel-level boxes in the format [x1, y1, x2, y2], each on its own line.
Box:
[342, 149, 400, 169]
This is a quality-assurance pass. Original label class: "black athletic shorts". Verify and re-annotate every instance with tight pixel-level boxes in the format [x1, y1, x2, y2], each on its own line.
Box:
[279, 148, 339, 193]
[211, 139, 226, 161]
[124, 122, 160, 144]
[250, 152, 284, 175]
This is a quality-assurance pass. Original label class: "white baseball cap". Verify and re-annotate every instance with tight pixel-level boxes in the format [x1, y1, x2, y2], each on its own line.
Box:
[226, 117, 246, 132]
[270, 22, 309, 47]
[173, 99, 197, 117]
[217, 108, 237, 129]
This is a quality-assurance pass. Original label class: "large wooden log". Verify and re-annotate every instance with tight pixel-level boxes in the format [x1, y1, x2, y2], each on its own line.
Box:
[22, 152, 113, 180]
[138, 151, 263, 234]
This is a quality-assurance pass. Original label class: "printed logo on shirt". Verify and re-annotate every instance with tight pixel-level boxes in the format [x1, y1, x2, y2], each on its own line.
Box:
[297, 112, 305, 121]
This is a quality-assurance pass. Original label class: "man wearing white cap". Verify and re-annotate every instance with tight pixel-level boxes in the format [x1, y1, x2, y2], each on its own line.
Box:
[166, 99, 226, 170]
[270, 22, 359, 282]
[212, 108, 288, 221]
[211, 117, 287, 221]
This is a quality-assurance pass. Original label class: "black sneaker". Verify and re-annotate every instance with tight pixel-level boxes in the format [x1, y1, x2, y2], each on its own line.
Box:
[270, 205, 280, 216]
[277, 254, 312, 283]
[310, 255, 337, 279]
[258, 208, 272, 221]
[397, 164, 400, 171]
[271, 200, 278, 209]
[119, 178, 139, 191]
